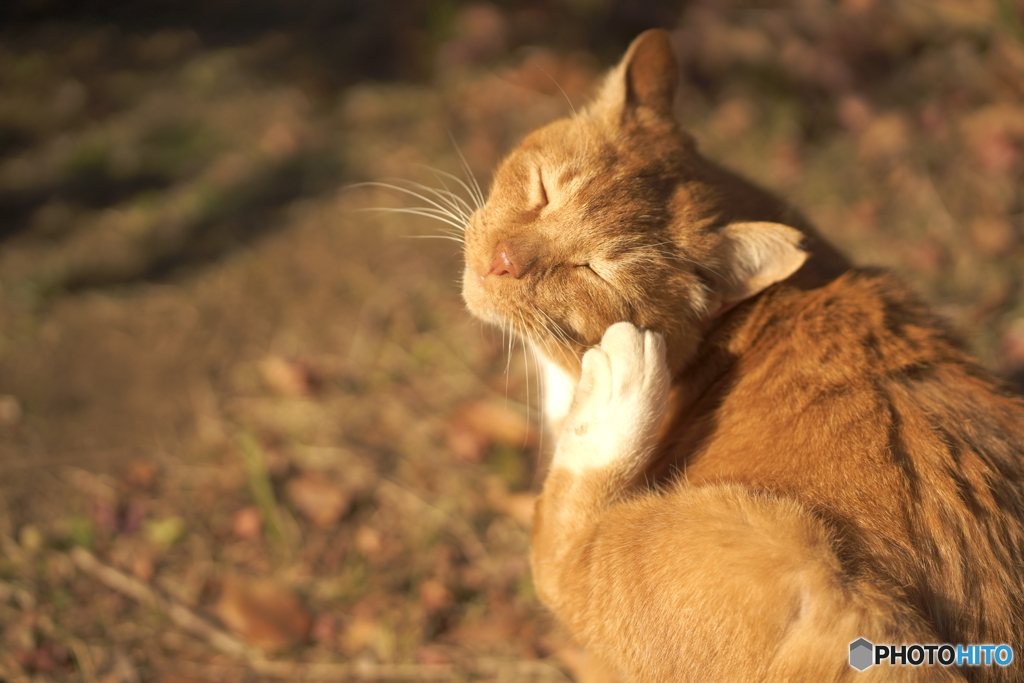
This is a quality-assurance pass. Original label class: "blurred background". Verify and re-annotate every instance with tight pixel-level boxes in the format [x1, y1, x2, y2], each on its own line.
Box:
[1, 0, 1022, 680]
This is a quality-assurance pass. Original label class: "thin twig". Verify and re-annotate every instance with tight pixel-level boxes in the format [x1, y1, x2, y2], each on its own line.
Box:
[70, 548, 256, 660]
[69, 548, 495, 680]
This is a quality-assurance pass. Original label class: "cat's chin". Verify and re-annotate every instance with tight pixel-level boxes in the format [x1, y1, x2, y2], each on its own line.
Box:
[461, 269, 505, 327]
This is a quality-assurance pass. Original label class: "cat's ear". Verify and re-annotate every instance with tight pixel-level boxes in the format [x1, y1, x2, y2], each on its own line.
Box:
[710, 222, 808, 313]
[598, 29, 678, 122]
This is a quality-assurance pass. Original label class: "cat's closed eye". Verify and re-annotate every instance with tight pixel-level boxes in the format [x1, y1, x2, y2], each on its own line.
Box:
[573, 262, 611, 287]
[529, 166, 548, 210]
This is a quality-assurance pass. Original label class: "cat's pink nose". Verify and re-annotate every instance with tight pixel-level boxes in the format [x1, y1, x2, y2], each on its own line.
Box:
[488, 240, 524, 278]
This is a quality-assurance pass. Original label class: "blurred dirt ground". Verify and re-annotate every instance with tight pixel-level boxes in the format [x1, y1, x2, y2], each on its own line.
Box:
[1, 1, 1023, 681]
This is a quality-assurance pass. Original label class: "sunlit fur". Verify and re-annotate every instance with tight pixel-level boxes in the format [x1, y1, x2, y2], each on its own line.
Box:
[461, 29, 1024, 683]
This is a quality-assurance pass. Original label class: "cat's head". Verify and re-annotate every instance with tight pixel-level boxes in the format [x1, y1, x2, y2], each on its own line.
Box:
[462, 29, 816, 377]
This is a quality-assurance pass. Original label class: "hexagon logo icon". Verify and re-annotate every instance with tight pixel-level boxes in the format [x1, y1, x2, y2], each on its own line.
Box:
[849, 638, 874, 671]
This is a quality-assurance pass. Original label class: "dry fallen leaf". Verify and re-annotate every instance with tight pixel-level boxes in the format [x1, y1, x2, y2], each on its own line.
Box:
[446, 399, 538, 462]
[354, 525, 383, 558]
[15, 639, 72, 674]
[340, 615, 382, 656]
[960, 104, 1024, 175]
[444, 602, 529, 649]
[857, 112, 910, 162]
[214, 575, 312, 652]
[484, 476, 536, 526]
[503, 493, 537, 527]
[446, 421, 489, 463]
[259, 121, 299, 159]
[109, 536, 156, 581]
[415, 644, 453, 665]
[0, 395, 21, 427]
[311, 613, 337, 648]
[418, 578, 452, 613]
[285, 473, 350, 528]
[122, 458, 158, 490]
[969, 216, 1017, 258]
[258, 355, 312, 397]
[231, 506, 263, 540]
[18, 525, 43, 554]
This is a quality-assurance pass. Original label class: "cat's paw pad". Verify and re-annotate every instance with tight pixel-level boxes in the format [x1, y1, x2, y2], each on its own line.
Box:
[556, 322, 670, 473]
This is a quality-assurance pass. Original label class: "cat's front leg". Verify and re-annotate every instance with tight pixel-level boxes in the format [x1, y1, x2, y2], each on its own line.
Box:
[533, 322, 669, 596]
[532, 322, 668, 683]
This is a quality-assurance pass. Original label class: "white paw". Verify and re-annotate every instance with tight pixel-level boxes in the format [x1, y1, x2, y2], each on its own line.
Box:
[554, 322, 670, 474]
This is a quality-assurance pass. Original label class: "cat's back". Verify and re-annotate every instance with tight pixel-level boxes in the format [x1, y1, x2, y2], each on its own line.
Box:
[677, 268, 1024, 652]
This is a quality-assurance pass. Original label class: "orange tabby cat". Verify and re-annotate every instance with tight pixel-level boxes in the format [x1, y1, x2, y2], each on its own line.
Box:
[461, 30, 1024, 683]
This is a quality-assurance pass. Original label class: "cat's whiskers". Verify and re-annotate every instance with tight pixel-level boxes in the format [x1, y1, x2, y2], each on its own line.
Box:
[416, 165, 481, 216]
[353, 180, 471, 222]
[513, 309, 536, 437]
[403, 234, 465, 244]
[526, 340, 546, 463]
[529, 303, 581, 366]
[353, 179, 476, 245]
[493, 304, 573, 450]
[503, 318, 515, 399]
[392, 176, 474, 225]
[361, 207, 466, 235]
[448, 131, 486, 210]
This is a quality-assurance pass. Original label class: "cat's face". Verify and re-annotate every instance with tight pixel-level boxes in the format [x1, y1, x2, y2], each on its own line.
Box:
[462, 112, 708, 374]
[462, 30, 809, 377]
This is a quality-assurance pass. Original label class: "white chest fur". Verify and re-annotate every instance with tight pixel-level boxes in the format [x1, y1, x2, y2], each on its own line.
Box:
[534, 347, 577, 435]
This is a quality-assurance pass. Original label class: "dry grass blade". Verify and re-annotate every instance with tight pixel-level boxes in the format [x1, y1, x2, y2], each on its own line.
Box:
[238, 432, 292, 554]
